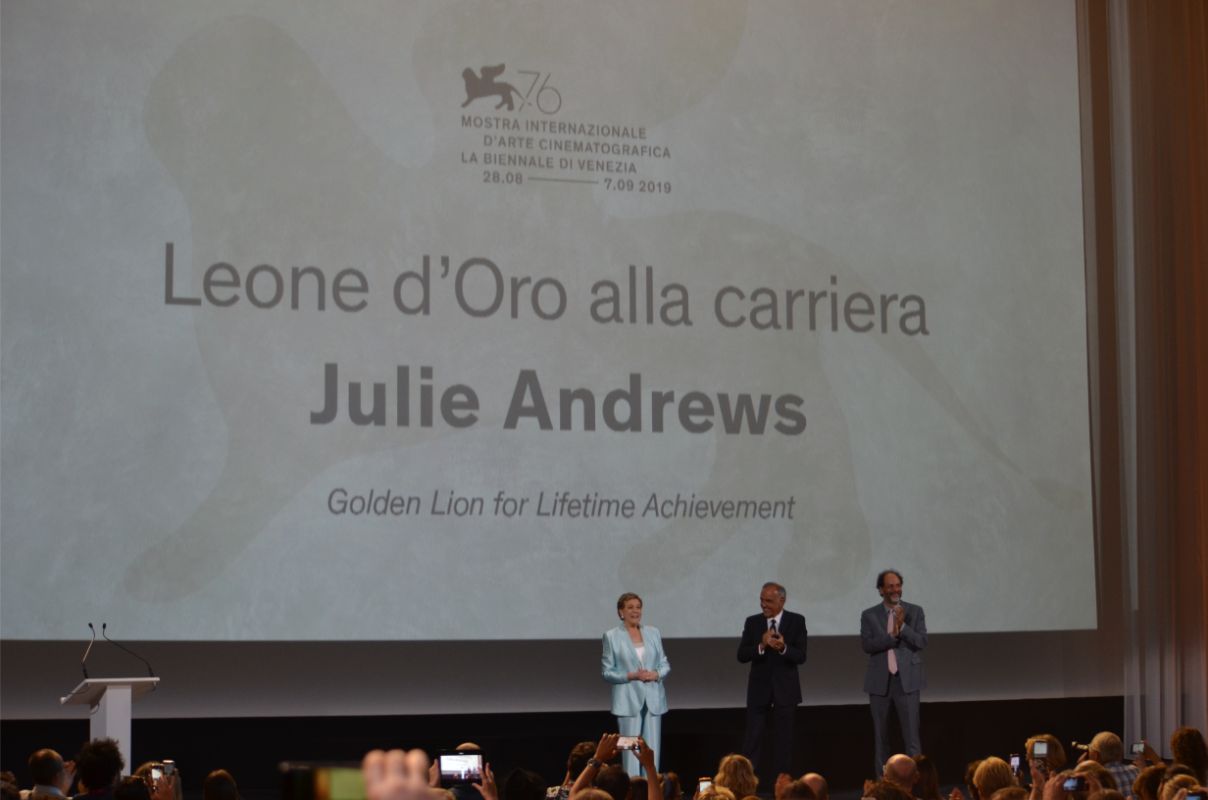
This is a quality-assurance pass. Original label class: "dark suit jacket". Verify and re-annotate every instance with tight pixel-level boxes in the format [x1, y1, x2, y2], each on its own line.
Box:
[736, 610, 807, 706]
[860, 601, 927, 695]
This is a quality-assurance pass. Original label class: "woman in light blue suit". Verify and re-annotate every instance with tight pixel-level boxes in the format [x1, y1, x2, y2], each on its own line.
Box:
[601, 592, 670, 777]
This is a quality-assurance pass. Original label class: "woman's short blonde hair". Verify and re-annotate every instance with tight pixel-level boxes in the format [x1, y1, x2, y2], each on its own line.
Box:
[714, 755, 758, 800]
[973, 758, 1016, 799]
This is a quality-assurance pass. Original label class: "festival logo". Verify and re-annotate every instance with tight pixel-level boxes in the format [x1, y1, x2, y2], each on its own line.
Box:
[457, 63, 671, 190]
[460, 64, 562, 115]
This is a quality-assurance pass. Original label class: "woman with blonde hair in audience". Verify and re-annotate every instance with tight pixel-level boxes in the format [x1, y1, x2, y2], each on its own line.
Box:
[1158, 775, 1198, 800]
[1073, 762, 1117, 793]
[713, 756, 758, 800]
[973, 758, 1016, 800]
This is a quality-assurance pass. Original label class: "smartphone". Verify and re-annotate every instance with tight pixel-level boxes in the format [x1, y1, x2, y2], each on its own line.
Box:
[438, 753, 484, 788]
[1033, 742, 1049, 758]
[698, 779, 713, 794]
[1131, 743, 1146, 755]
[1062, 776, 1087, 792]
[280, 764, 365, 800]
[1009, 755, 1021, 773]
[162, 762, 176, 778]
[1184, 793, 1204, 800]
[150, 767, 164, 783]
[616, 736, 641, 752]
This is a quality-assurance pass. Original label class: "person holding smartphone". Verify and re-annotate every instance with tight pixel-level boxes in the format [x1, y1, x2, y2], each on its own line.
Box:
[602, 593, 670, 777]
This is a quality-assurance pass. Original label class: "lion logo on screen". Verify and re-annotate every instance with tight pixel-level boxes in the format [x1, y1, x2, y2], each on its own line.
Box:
[461, 64, 520, 110]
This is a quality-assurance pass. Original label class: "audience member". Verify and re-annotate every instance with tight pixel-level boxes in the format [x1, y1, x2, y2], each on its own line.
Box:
[961, 761, 984, 800]
[865, 780, 913, 800]
[1085, 733, 1138, 792]
[577, 737, 661, 800]
[1134, 764, 1166, 800]
[550, 744, 597, 800]
[626, 778, 648, 800]
[112, 778, 148, 800]
[777, 780, 815, 800]
[659, 773, 681, 800]
[1165, 766, 1197, 782]
[713, 756, 757, 800]
[73, 740, 123, 800]
[972, 759, 1016, 800]
[503, 769, 546, 800]
[988, 788, 1027, 800]
[595, 767, 630, 800]
[914, 756, 942, 800]
[1026, 737, 1068, 775]
[1072, 762, 1117, 792]
[202, 771, 239, 800]
[802, 774, 828, 800]
[1171, 728, 1208, 784]
[883, 756, 918, 793]
[1157, 776, 1197, 800]
[26, 751, 75, 800]
[129, 765, 176, 800]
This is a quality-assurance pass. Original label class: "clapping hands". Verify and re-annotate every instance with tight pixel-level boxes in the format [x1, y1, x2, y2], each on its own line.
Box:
[363, 749, 433, 800]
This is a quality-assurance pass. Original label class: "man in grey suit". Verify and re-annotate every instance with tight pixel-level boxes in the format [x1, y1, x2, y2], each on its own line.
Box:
[860, 569, 927, 775]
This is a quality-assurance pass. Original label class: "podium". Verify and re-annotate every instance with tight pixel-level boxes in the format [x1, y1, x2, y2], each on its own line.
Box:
[61, 678, 159, 774]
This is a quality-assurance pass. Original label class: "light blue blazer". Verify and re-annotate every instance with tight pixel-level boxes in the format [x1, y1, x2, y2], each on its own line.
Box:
[601, 625, 670, 717]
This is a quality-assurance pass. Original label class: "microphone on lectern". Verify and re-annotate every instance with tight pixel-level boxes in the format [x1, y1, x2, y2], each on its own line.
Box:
[81, 622, 96, 679]
[101, 623, 157, 680]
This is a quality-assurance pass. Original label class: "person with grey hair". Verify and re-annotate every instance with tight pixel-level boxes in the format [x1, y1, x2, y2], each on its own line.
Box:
[737, 581, 808, 779]
[861, 569, 927, 774]
[1083, 732, 1138, 793]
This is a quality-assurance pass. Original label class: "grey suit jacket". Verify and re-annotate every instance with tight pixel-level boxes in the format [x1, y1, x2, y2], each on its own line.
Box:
[860, 601, 927, 695]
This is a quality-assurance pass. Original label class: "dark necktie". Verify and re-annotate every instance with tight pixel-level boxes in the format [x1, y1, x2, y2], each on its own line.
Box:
[770, 619, 777, 633]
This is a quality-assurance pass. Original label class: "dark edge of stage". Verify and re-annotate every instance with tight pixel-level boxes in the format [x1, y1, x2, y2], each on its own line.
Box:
[1, 696, 1121, 799]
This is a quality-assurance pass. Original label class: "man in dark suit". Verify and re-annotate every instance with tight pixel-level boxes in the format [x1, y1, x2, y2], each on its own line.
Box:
[737, 581, 808, 779]
[860, 569, 927, 775]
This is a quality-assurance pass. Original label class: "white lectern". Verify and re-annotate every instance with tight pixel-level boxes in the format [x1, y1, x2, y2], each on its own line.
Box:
[61, 678, 160, 774]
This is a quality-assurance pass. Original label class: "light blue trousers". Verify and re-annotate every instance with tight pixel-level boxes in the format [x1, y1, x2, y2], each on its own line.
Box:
[617, 706, 661, 777]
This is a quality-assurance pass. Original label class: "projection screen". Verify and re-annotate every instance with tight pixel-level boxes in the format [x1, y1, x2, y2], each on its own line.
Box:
[1, 0, 1095, 642]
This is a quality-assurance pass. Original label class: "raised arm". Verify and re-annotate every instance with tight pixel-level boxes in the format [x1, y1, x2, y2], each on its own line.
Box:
[570, 734, 619, 797]
[638, 740, 663, 800]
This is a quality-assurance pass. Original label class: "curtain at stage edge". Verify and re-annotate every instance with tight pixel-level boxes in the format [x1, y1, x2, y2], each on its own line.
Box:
[1079, 0, 1208, 745]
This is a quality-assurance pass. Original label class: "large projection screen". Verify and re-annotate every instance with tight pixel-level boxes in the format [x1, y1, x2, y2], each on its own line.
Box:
[2, 0, 1094, 644]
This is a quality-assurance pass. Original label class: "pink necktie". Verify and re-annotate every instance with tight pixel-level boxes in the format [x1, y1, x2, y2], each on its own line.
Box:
[886, 609, 898, 675]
